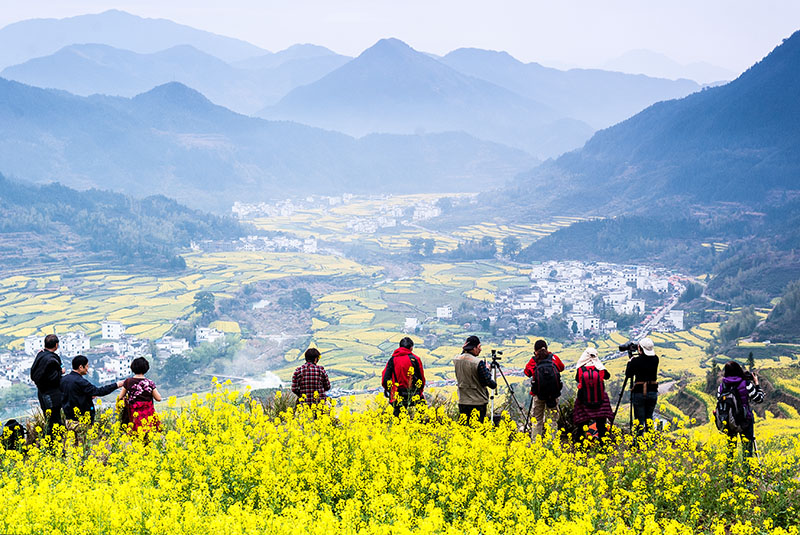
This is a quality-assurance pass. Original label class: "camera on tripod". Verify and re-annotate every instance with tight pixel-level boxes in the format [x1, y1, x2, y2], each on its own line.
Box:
[490, 349, 503, 366]
[618, 341, 637, 356]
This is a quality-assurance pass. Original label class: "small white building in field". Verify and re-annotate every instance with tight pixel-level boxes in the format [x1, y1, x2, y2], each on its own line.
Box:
[436, 306, 453, 320]
[404, 318, 419, 331]
[669, 310, 685, 330]
[60, 331, 90, 357]
[101, 321, 125, 341]
[24, 335, 44, 356]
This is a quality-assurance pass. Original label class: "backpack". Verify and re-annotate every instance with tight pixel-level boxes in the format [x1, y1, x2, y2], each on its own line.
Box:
[578, 366, 605, 408]
[532, 355, 562, 408]
[2, 419, 25, 450]
[714, 381, 745, 435]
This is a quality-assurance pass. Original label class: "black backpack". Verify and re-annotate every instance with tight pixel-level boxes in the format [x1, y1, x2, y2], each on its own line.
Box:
[714, 382, 745, 435]
[533, 355, 562, 408]
[578, 366, 605, 408]
[2, 419, 25, 451]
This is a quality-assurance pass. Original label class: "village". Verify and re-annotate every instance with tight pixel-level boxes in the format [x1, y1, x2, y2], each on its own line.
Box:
[403, 260, 686, 343]
[0, 320, 227, 391]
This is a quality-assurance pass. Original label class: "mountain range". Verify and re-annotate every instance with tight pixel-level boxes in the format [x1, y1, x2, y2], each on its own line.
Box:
[0, 9, 267, 69]
[603, 49, 736, 85]
[1, 43, 350, 114]
[440, 48, 700, 129]
[505, 30, 800, 215]
[261, 38, 595, 158]
[0, 78, 536, 211]
[0, 11, 710, 161]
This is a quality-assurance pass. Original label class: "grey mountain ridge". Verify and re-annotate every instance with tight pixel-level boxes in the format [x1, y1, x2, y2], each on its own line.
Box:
[1, 43, 350, 114]
[261, 38, 595, 159]
[440, 47, 700, 130]
[0, 9, 268, 69]
[504, 29, 800, 215]
[0, 78, 536, 211]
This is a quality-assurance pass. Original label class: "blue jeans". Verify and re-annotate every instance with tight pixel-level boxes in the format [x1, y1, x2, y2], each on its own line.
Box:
[631, 391, 658, 435]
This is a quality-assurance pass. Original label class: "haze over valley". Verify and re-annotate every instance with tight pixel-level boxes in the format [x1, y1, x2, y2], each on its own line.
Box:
[1, 6, 800, 445]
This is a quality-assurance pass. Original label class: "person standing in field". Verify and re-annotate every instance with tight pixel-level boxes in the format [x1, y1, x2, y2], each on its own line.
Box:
[453, 335, 496, 424]
[572, 346, 613, 441]
[382, 337, 426, 416]
[524, 339, 564, 438]
[118, 357, 162, 433]
[291, 348, 331, 405]
[30, 334, 65, 437]
[625, 337, 659, 435]
[716, 361, 764, 457]
[61, 355, 123, 424]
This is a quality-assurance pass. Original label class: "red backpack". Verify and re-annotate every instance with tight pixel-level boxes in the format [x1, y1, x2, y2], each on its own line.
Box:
[578, 366, 605, 408]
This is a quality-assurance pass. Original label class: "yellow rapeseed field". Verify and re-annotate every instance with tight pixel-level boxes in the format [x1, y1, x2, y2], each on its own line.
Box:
[2, 384, 798, 535]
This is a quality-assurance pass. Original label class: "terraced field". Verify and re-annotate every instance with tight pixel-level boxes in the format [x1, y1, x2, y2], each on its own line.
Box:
[0, 252, 378, 349]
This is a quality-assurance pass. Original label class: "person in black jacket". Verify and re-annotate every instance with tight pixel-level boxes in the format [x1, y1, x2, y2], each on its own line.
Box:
[61, 355, 124, 423]
[624, 337, 660, 436]
[29, 334, 65, 436]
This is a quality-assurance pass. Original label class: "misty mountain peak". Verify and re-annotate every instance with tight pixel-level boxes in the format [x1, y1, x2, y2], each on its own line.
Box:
[133, 82, 214, 110]
[445, 47, 522, 67]
[359, 38, 417, 59]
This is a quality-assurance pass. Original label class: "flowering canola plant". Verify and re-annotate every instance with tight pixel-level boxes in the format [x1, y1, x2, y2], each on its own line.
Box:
[1, 384, 799, 535]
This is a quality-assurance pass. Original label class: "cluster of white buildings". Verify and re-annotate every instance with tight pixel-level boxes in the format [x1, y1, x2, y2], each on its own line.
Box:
[232, 194, 357, 219]
[196, 327, 225, 344]
[237, 235, 318, 254]
[24, 330, 90, 358]
[347, 216, 398, 234]
[0, 320, 198, 390]
[494, 261, 682, 336]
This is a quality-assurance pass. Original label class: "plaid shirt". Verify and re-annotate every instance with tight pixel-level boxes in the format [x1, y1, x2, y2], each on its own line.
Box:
[291, 361, 331, 404]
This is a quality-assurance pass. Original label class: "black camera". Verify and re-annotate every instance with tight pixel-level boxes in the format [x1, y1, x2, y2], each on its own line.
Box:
[490, 349, 503, 359]
[619, 341, 638, 354]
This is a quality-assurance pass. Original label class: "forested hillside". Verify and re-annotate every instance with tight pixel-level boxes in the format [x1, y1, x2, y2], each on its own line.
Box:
[0, 174, 244, 268]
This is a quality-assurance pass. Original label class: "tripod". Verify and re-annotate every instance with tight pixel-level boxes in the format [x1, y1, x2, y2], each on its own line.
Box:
[488, 350, 525, 425]
[611, 347, 636, 431]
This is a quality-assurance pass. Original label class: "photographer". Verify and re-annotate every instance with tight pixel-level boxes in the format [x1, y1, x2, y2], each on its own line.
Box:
[717, 361, 764, 457]
[624, 337, 659, 435]
[453, 336, 496, 423]
[573, 347, 613, 441]
[523, 339, 564, 438]
[291, 348, 331, 406]
[382, 337, 426, 416]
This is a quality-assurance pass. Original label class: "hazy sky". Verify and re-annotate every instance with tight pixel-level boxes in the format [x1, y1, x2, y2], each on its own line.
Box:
[1, 0, 799, 72]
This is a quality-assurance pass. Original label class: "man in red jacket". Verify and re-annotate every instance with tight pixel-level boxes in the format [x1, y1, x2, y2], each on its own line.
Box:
[382, 337, 426, 416]
[523, 339, 565, 438]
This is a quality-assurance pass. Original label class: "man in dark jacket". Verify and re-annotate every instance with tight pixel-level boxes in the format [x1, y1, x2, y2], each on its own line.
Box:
[29, 334, 64, 436]
[61, 355, 123, 423]
[625, 337, 660, 436]
[382, 337, 426, 416]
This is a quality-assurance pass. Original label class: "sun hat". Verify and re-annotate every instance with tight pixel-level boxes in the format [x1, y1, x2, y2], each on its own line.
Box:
[638, 337, 656, 356]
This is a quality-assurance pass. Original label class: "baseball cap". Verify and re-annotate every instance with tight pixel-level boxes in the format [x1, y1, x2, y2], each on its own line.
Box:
[638, 337, 656, 356]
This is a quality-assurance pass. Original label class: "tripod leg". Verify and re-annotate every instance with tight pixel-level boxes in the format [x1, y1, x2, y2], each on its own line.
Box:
[523, 392, 534, 435]
[611, 376, 629, 425]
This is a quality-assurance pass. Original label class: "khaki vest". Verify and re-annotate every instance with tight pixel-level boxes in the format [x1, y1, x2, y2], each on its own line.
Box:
[454, 353, 489, 405]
